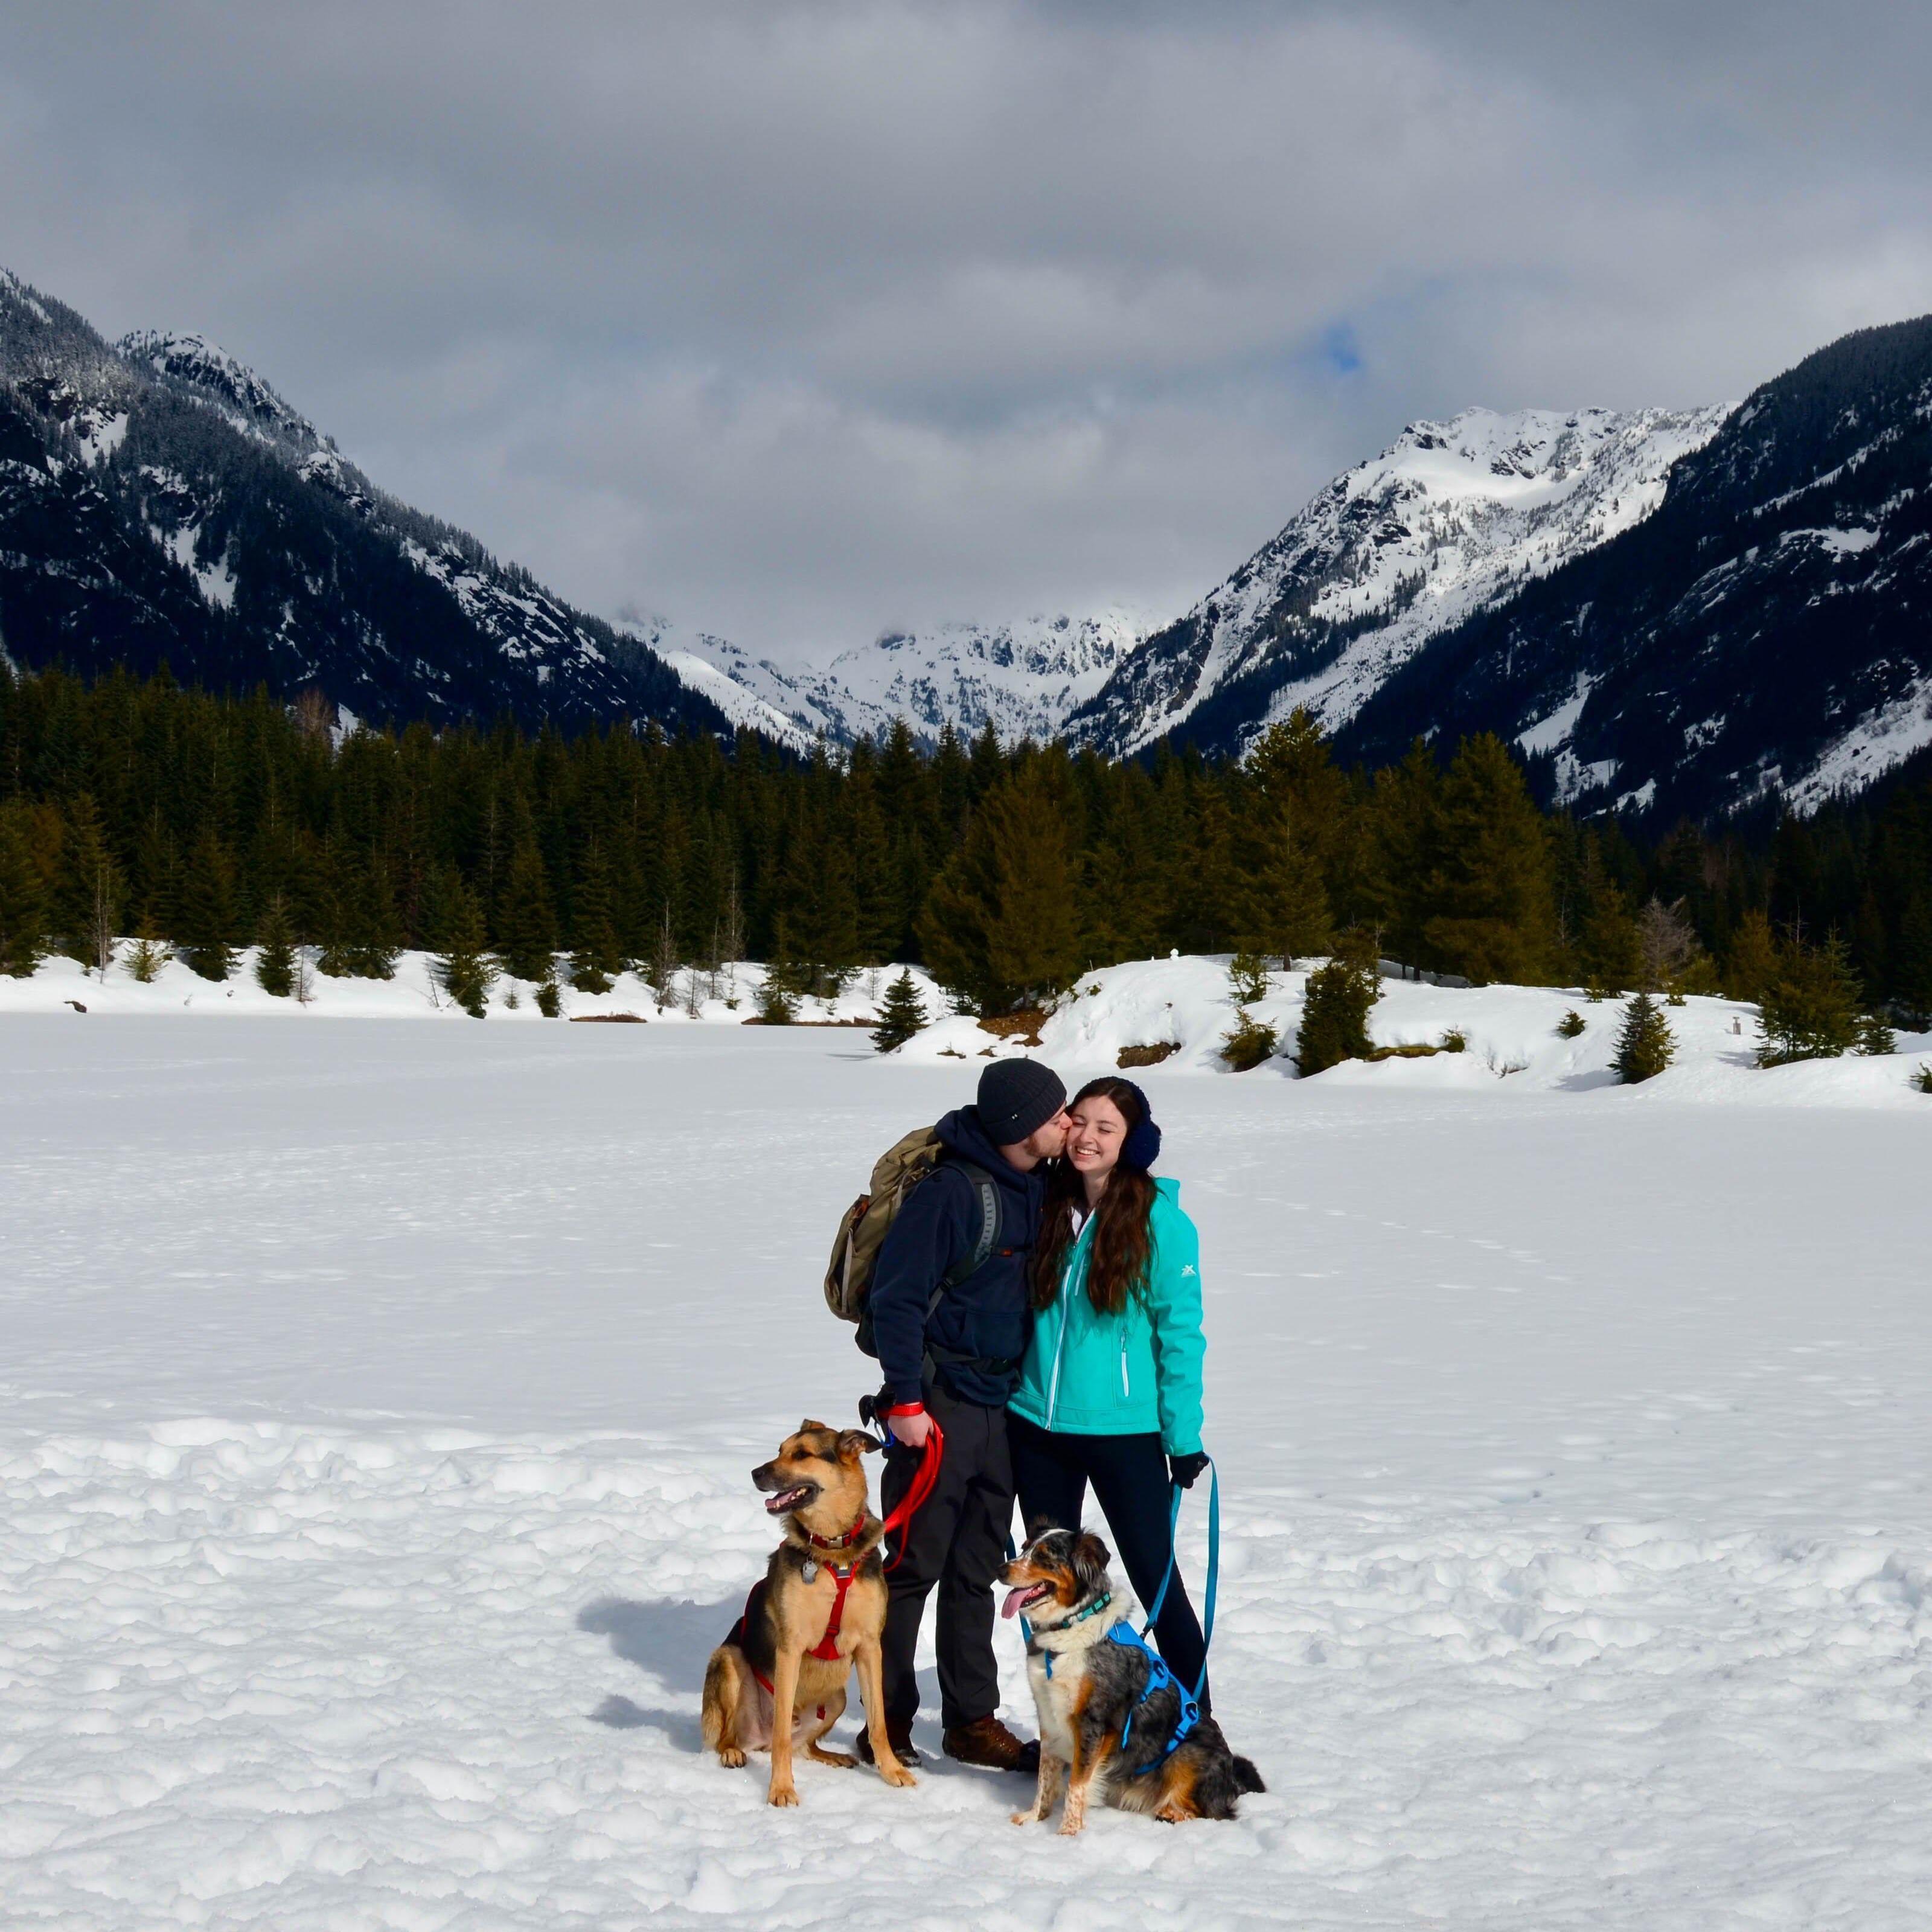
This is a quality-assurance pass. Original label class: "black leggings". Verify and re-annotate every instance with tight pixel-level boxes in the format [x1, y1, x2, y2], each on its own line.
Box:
[1008, 1411, 1209, 1707]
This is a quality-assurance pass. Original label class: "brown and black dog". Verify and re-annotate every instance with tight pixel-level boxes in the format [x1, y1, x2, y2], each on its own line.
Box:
[700, 1421, 916, 1807]
[1001, 1525, 1262, 1835]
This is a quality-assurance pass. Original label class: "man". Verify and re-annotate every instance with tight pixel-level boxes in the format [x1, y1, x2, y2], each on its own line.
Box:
[859, 1057, 1069, 1773]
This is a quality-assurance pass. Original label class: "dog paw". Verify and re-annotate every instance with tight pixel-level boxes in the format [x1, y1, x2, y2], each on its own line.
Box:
[812, 1750, 858, 1770]
[718, 1748, 747, 1768]
[1009, 1809, 1038, 1826]
[1057, 1819, 1085, 1837]
[768, 1783, 799, 1808]
[879, 1763, 917, 1789]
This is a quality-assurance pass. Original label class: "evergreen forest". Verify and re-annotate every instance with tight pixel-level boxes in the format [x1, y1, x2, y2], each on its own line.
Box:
[1, 662, 1928, 1025]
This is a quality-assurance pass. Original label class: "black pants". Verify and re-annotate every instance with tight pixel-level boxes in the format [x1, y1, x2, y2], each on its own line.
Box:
[878, 1382, 1014, 1730]
[1009, 1410, 1209, 1707]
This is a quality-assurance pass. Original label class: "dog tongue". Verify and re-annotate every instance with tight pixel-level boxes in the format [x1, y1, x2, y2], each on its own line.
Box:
[1000, 1586, 1035, 1621]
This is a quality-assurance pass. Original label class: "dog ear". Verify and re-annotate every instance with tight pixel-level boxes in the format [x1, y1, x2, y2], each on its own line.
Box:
[1025, 1512, 1057, 1542]
[799, 1418, 827, 1437]
[1071, 1531, 1112, 1596]
[836, 1429, 878, 1460]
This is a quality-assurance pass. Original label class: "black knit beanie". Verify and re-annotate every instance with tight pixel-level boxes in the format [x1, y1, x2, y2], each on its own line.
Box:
[976, 1058, 1067, 1145]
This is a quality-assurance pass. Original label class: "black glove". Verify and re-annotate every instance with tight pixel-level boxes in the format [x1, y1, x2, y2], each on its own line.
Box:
[1169, 1450, 1210, 1489]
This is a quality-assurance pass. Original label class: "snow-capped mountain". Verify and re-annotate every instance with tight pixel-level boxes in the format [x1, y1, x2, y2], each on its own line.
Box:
[0, 269, 728, 737]
[658, 609, 1145, 750]
[1069, 405, 1731, 760]
[1332, 315, 1932, 819]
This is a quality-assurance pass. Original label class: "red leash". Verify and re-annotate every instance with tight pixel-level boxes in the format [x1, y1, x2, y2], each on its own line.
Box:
[878, 1418, 945, 1574]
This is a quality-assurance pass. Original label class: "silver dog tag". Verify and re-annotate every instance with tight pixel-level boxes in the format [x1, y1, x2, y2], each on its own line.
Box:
[801, 1559, 819, 1584]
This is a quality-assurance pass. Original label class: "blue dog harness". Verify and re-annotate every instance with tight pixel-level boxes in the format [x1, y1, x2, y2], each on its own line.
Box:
[1107, 1620, 1201, 1764]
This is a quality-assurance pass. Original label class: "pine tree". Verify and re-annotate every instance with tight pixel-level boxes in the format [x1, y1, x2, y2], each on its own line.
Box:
[1893, 891, 1932, 1029]
[647, 901, 681, 1009]
[1578, 862, 1641, 997]
[1294, 931, 1381, 1075]
[1636, 896, 1706, 1000]
[758, 969, 799, 1025]
[495, 839, 556, 984]
[174, 829, 238, 982]
[918, 766, 1081, 1012]
[1421, 736, 1558, 984]
[0, 805, 48, 978]
[254, 894, 297, 998]
[346, 852, 403, 979]
[430, 869, 495, 1019]
[53, 793, 123, 973]
[1758, 932, 1863, 1065]
[568, 839, 623, 994]
[871, 970, 927, 1052]
[1723, 908, 1779, 1002]
[1233, 799, 1331, 966]
[1612, 991, 1675, 1083]
[1364, 740, 1442, 967]
[310, 838, 353, 976]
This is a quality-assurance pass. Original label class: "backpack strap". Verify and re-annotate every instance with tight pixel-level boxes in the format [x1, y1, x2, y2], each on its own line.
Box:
[938, 1160, 1001, 1294]
[921, 1159, 1015, 1383]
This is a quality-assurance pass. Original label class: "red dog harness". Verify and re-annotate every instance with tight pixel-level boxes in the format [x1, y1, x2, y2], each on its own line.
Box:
[735, 1514, 875, 1713]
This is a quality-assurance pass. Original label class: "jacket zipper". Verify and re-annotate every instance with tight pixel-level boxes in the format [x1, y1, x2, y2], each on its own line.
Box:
[1043, 1220, 1093, 1430]
[1120, 1335, 1130, 1400]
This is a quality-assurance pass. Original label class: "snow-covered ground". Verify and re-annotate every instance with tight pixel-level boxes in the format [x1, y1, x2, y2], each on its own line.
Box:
[0, 948, 942, 1028]
[4, 1002, 1931, 1928]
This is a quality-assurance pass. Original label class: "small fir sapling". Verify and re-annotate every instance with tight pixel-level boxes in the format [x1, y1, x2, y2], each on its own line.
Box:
[254, 895, 298, 998]
[126, 915, 170, 984]
[1913, 1064, 1932, 1095]
[1438, 1026, 1469, 1052]
[757, 971, 798, 1025]
[1556, 1009, 1587, 1038]
[1854, 1011, 1896, 1057]
[871, 969, 928, 1052]
[1220, 1008, 1279, 1071]
[535, 976, 561, 1018]
[1227, 950, 1272, 1005]
[1613, 991, 1675, 1084]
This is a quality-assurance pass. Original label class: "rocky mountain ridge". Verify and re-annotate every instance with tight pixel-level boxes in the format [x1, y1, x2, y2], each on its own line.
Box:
[0, 269, 727, 737]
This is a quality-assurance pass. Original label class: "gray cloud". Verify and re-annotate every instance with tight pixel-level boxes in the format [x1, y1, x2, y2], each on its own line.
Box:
[3, 0, 1930, 659]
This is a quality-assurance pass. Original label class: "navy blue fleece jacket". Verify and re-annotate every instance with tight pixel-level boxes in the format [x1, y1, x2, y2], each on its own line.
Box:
[868, 1106, 1046, 1408]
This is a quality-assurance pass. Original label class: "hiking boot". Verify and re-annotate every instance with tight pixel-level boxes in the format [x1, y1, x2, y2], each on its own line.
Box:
[942, 1715, 1040, 1775]
[854, 1717, 921, 1768]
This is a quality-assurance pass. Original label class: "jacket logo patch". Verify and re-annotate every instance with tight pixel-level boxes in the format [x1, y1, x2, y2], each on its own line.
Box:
[1181, 1264, 1197, 1276]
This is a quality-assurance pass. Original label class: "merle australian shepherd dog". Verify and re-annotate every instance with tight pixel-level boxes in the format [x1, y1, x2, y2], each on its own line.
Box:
[1000, 1525, 1263, 1835]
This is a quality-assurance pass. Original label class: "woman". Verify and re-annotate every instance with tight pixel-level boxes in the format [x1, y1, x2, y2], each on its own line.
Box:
[1007, 1076, 1213, 1702]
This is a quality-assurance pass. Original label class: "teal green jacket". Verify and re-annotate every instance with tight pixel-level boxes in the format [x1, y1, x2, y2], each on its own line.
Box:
[1009, 1177, 1205, 1456]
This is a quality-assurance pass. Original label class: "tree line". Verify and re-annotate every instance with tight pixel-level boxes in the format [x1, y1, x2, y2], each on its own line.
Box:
[0, 661, 1927, 1026]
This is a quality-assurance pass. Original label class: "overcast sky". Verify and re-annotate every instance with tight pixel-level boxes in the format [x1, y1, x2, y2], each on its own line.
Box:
[5, 1, 1931, 664]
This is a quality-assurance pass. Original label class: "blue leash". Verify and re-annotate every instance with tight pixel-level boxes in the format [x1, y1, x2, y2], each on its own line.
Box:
[1140, 1459, 1218, 1701]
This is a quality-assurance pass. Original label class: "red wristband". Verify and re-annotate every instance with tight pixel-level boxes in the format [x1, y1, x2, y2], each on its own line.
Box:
[886, 1402, 926, 1416]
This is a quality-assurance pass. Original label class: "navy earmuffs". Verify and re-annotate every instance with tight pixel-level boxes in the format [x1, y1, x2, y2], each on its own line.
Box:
[1115, 1079, 1162, 1171]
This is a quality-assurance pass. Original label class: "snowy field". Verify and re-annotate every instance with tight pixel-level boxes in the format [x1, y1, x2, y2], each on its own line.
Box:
[5, 1016, 1931, 1930]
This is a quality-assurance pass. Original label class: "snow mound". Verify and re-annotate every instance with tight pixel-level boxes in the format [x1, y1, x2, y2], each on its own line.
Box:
[892, 955, 1932, 1106]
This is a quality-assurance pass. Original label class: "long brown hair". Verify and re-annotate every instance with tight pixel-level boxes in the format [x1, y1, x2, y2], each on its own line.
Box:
[1031, 1077, 1156, 1317]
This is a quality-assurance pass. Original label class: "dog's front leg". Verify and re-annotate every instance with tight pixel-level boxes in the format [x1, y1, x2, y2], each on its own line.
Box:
[1011, 1750, 1065, 1826]
[853, 1635, 915, 1787]
[1059, 1733, 1113, 1837]
[767, 1646, 803, 1807]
